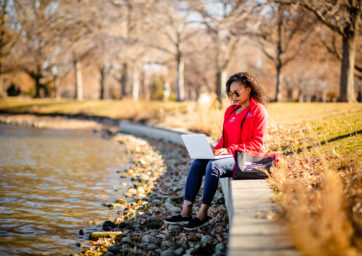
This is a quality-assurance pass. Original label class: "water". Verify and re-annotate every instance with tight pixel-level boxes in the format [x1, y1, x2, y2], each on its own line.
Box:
[0, 124, 129, 255]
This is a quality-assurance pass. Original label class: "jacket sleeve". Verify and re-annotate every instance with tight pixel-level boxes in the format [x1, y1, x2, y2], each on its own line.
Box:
[227, 105, 268, 155]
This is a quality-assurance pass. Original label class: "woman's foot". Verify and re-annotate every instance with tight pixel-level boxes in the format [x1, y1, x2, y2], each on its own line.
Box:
[164, 214, 192, 225]
[184, 216, 210, 230]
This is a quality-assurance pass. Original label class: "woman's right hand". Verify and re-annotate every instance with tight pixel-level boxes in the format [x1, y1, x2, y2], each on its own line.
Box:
[214, 148, 230, 156]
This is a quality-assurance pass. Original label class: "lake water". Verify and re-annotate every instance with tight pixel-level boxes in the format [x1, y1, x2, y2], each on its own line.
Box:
[0, 124, 129, 255]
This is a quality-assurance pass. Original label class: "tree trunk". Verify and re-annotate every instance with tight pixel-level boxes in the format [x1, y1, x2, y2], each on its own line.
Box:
[132, 67, 139, 101]
[339, 34, 356, 102]
[74, 59, 83, 100]
[274, 10, 283, 102]
[121, 63, 128, 99]
[99, 67, 105, 100]
[176, 54, 184, 101]
[216, 69, 227, 103]
[35, 75, 41, 98]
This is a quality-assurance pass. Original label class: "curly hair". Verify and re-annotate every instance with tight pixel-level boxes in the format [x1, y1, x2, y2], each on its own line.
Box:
[226, 72, 267, 105]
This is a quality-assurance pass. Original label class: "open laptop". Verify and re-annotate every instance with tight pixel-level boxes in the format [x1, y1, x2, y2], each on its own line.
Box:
[181, 134, 233, 159]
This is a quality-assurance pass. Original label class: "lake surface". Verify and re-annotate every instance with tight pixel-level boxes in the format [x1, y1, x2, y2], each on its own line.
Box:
[0, 124, 129, 255]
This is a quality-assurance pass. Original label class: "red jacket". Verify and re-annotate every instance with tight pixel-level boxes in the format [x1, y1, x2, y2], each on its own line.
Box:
[213, 97, 268, 156]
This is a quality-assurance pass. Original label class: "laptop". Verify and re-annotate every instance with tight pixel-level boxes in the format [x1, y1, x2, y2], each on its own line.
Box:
[181, 134, 233, 159]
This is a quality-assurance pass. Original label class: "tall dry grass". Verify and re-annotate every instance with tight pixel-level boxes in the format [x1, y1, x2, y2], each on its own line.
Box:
[268, 124, 361, 256]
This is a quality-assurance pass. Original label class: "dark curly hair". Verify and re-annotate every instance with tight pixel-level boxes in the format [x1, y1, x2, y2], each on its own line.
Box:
[226, 72, 267, 105]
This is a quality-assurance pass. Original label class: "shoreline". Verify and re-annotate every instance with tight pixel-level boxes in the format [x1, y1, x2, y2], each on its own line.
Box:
[1, 114, 229, 256]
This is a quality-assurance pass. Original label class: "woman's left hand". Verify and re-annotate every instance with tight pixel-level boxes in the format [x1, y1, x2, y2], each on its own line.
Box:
[214, 148, 230, 156]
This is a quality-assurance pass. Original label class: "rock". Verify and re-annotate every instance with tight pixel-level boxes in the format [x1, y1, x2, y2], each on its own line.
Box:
[174, 247, 185, 256]
[151, 199, 162, 206]
[146, 216, 163, 229]
[102, 220, 116, 231]
[103, 252, 115, 256]
[121, 236, 132, 244]
[167, 224, 182, 233]
[147, 243, 158, 250]
[141, 234, 159, 244]
[165, 201, 179, 214]
[161, 240, 174, 248]
[107, 245, 120, 253]
[78, 229, 84, 236]
[201, 235, 214, 245]
[212, 251, 224, 256]
[160, 250, 174, 256]
[215, 242, 225, 251]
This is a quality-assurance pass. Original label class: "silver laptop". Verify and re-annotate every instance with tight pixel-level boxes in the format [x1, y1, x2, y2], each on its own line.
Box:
[181, 134, 233, 159]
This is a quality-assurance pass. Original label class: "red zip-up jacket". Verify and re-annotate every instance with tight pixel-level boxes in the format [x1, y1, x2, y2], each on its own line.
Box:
[213, 97, 268, 156]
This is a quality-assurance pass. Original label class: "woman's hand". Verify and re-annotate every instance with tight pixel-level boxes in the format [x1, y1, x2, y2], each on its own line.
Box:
[213, 148, 230, 156]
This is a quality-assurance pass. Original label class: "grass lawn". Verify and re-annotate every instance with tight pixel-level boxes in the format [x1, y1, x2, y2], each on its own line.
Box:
[1, 97, 361, 255]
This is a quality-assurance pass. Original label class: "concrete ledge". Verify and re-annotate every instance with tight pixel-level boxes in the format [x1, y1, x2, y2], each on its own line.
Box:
[119, 120, 299, 256]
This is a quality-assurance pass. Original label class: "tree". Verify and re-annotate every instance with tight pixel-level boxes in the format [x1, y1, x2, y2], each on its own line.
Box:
[291, 0, 362, 102]
[255, 2, 315, 101]
[0, 0, 18, 97]
[189, 0, 256, 103]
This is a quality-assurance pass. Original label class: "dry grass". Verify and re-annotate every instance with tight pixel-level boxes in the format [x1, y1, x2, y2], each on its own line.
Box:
[1, 97, 361, 255]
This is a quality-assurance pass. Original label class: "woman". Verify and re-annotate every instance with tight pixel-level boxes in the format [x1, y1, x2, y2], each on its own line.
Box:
[164, 72, 268, 230]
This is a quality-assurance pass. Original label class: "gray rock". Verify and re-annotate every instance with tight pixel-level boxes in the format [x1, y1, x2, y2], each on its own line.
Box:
[146, 216, 163, 229]
[161, 240, 174, 248]
[215, 242, 225, 251]
[160, 250, 174, 256]
[165, 201, 179, 214]
[174, 247, 185, 256]
[103, 252, 115, 256]
[120, 247, 131, 254]
[147, 243, 158, 250]
[141, 234, 159, 244]
[201, 235, 214, 245]
[151, 199, 162, 206]
[121, 237, 132, 244]
[212, 251, 224, 256]
[106, 245, 120, 253]
[167, 224, 182, 233]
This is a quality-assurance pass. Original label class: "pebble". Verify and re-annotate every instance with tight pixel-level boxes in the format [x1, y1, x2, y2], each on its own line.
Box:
[215, 242, 225, 251]
[167, 224, 183, 233]
[141, 234, 159, 244]
[161, 240, 174, 248]
[174, 247, 184, 256]
[201, 234, 214, 245]
[121, 236, 132, 244]
[160, 250, 174, 256]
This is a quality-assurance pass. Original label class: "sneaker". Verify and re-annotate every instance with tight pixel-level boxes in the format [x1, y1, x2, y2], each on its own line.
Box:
[184, 216, 210, 230]
[164, 214, 192, 225]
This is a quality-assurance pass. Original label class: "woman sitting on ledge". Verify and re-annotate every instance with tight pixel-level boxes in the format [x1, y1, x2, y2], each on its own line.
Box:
[164, 72, 269, 230]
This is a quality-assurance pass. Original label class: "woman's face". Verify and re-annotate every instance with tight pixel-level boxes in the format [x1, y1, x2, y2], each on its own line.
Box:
[229, 82, 251, 106]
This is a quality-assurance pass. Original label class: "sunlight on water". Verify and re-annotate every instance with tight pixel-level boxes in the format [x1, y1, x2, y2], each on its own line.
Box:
[0, 125, 129, 255]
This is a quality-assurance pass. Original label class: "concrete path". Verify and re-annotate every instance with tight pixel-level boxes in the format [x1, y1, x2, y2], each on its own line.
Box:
[119, 121, 300, 256]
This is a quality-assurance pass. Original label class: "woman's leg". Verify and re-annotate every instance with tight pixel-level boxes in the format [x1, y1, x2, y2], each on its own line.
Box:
[196, 157, 235, 220]
[181, 159, 209, 216]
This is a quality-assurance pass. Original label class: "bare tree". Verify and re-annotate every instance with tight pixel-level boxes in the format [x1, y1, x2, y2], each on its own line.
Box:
[255, 2, 315, 101]
[188, 0, 256, 103]
[287, 0, 362, 102]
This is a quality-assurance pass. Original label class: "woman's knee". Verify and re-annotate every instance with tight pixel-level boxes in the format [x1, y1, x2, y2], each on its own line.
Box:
[206, 161, 222, 178]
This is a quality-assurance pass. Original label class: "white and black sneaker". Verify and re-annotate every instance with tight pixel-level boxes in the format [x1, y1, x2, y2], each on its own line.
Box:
[164, 214, 192, 225]
[184, 216, 210, 230]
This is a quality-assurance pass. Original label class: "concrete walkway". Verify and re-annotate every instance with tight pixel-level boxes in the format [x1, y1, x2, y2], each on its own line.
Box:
[119, 121, 299, 256]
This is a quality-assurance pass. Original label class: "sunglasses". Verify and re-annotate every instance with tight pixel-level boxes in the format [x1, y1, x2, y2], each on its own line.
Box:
[227, 88, 245, 98]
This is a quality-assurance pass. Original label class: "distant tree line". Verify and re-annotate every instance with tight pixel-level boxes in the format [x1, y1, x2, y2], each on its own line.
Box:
[0, 0, 361, 102]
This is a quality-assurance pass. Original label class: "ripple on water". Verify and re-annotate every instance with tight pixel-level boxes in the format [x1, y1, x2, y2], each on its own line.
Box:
[0, 124, 129, 256]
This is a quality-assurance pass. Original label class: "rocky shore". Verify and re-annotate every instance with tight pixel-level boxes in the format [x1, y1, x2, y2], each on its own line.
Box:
[0, 114, 229, 256]
[79, 134, 229, 256]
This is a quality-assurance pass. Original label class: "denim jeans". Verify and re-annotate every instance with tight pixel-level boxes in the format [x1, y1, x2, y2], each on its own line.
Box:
[184, 157, 235, 205]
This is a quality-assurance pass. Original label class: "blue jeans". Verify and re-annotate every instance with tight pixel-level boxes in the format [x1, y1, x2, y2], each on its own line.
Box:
[184, 157, 235, 205]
